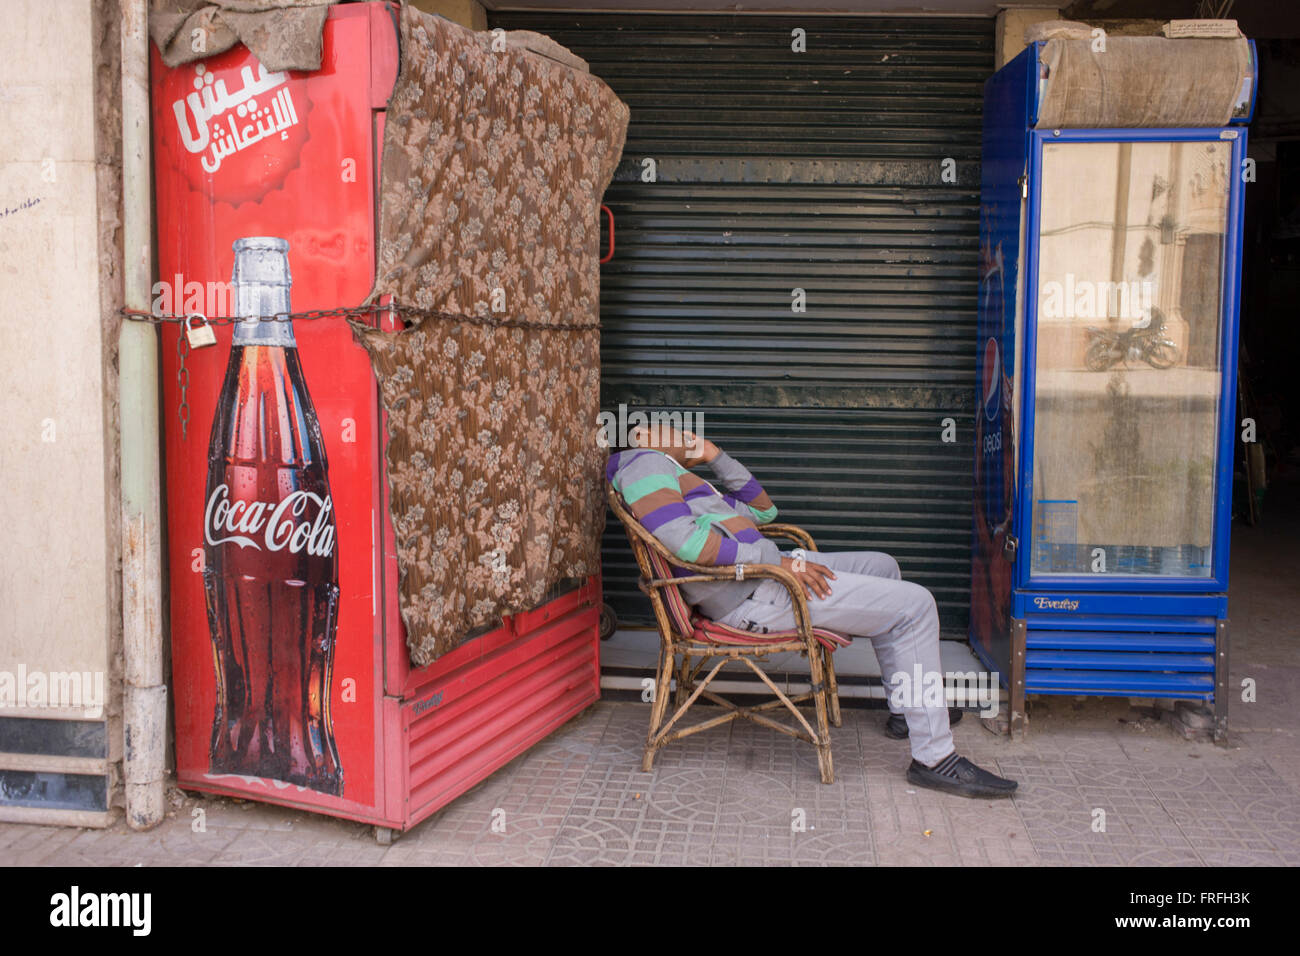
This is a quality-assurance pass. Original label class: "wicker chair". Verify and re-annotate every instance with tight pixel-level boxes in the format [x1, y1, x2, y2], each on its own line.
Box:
[607, 483, 847, 784]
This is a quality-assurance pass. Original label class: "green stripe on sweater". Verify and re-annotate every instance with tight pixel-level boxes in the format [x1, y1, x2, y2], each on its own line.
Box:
[678, 513, 733, 562]
[618, 472, 679, 503]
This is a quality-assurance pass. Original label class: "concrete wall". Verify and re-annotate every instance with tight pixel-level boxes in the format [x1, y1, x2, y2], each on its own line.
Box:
[996, 6, 1060, 67]
[0, 0, 120, 824]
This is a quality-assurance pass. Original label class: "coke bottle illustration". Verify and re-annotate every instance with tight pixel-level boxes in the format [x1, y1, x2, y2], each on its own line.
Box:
[202, 236, 343, 796]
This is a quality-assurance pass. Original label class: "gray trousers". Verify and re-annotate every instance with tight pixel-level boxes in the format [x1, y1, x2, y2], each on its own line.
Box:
[716, 550, 955, 766]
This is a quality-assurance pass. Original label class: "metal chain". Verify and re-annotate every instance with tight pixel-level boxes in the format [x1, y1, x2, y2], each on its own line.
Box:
[119, 302, 601, 331]
[176, 330, 190, 439]
[121, 302, 599, 440]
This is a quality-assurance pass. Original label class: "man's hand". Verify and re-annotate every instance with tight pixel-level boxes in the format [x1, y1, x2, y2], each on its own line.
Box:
[630, 425, 719, 467]
[780, 555, 835, 601]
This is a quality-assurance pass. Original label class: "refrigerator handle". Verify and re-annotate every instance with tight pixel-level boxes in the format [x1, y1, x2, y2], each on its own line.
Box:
[600, 204, 615, 264]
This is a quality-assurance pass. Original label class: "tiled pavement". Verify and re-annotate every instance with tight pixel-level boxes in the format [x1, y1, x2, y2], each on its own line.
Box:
[2, 690, 1297, 866]
[5, 479, 1298, 866]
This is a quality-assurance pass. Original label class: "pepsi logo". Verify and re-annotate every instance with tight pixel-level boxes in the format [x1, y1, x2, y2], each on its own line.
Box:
[982, 336, 1001, 422]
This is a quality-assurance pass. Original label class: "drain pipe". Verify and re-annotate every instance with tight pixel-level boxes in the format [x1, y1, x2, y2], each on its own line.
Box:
[119, 0, 166, 830]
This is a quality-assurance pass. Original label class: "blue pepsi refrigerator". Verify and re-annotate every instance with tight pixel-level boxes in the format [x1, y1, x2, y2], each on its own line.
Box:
[970, 39, 1256, 741]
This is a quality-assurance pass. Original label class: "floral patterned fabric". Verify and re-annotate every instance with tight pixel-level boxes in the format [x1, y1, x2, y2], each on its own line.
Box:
[349, 7, 628, 666]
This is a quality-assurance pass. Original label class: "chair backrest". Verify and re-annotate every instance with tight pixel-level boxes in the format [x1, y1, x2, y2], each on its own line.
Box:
[607, 483, 697, 639]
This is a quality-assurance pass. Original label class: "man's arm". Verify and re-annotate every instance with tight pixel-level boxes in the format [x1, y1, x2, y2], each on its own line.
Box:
[611, 449, 780, 567]
[705, 450, 838, 597]
[703, 450, 778, 525]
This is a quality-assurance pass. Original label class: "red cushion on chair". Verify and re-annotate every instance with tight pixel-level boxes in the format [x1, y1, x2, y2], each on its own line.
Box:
[691, 615, 851, 652]
[646, 549, 697, 637]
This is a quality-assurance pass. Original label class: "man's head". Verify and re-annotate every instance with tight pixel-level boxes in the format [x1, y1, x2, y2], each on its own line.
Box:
[629, 424, 709, 467]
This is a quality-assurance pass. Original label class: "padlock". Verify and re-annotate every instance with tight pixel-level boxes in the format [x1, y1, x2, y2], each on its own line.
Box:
[185, 313, 217, 349]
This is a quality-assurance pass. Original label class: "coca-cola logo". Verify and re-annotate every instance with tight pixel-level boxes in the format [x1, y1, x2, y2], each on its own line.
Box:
[205, 484, 335, 557]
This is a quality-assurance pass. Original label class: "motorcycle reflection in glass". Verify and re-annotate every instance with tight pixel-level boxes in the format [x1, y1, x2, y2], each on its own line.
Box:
[202, 237, 344, 796]
[1085, 307, 1181, 371]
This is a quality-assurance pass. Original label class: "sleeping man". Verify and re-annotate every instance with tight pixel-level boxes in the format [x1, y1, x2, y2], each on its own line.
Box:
[608, 426, 1017, 799]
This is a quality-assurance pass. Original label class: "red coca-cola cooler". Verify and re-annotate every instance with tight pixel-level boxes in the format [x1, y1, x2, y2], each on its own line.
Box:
[150, 2, 602, 838]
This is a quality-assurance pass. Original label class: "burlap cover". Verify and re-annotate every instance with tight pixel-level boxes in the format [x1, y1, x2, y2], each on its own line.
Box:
[349, 6, 628, 665]
[1036, 36, 1250, 129]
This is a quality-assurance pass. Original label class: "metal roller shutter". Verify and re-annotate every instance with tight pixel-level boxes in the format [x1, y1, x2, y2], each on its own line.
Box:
[488, 12, 994, 635]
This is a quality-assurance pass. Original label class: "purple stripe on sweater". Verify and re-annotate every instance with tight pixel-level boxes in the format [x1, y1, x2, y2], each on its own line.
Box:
[605, 451, 623, 483]
[640, 502, 692, 531]
[734, 477, 763, 502]
[683, 485, 714, 500]
[716, 538, 738, 565]
[607, 448, 657, 484]
[733, 528, 762, 543]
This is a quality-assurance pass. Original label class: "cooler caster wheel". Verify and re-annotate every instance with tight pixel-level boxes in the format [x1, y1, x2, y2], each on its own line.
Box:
[374, 826, 396, 846]
[598, 602, 617, 640]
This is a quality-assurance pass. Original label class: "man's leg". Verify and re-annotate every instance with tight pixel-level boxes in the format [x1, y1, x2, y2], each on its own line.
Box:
[788, 551, 962, 737]
[716, 558, 1015, 797]
[809, 549, 901, 580]
[719, 565, 952, 763]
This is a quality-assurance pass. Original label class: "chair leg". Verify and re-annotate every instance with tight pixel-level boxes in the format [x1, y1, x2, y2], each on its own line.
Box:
[806, 637, 834, 784]
[674, 653, 692, 709]
[643, 644, 675, 772]
[823, 645, 841, 728]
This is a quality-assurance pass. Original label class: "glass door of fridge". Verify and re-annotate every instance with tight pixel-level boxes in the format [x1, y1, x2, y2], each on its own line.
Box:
[1024, 134, 1235, 585]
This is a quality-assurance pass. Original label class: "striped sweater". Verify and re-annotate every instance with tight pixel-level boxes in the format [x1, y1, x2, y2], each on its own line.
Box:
[608, 447, 783, 619]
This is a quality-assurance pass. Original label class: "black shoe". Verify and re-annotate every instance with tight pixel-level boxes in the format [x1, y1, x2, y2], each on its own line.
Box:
[906, 753, 1018, 799]
[884, 707, 964, 739]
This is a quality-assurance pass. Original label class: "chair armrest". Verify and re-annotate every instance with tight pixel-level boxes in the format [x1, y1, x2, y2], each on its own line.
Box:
[759, 523, 818, 552]
[638, 560, 815, 639]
